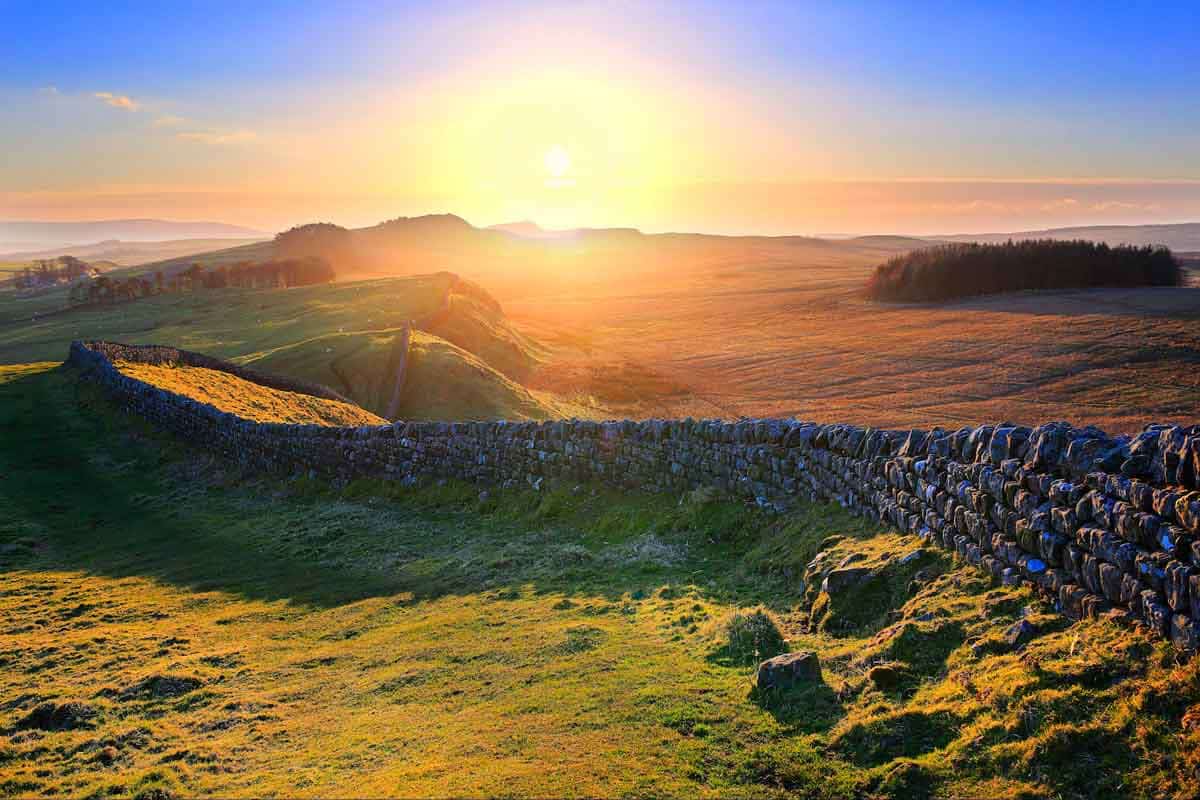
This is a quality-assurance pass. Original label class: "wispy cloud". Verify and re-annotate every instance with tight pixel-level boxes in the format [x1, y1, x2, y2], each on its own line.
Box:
[39, 86, 59, 95]
[176, 129, 257, 145]
[1090, 200, 1162, 212]
[93, 91, 140, 111]
[1039, 197, 1080, 212]
[153, 114, 187, 127]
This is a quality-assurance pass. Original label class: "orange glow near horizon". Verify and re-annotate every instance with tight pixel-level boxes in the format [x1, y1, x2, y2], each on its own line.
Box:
[5, 2, 1200, 236]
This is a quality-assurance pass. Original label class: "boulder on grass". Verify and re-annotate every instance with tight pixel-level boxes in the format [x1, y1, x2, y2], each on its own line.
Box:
[867, 663, 904, 690]
[756, 651, 821, 690]
[1004, 618, 1039, 650]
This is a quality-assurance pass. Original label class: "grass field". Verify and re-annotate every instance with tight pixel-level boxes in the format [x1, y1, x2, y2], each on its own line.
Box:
[505, 244, 1200, 432]
[3, 362, 1199, 798]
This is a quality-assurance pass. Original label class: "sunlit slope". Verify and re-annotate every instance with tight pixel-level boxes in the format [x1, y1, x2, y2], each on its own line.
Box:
[0, 273, 554, 420]
[428, 278, 547, 381]
[248, 329, 562, 420]
[114, 361, 386, 425]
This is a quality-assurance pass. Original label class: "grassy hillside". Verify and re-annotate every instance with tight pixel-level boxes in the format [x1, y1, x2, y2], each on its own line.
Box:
[248, 329, 567, 421]
[2, 363, 1199, 798]
[0, 274, 562, 420]
[114, 361, 387, 425]
[116, 240, 275, 278]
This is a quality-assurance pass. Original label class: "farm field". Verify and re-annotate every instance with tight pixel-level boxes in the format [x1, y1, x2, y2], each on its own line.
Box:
[503, 244, 1200, 433]
[3, 362, 1200, 798]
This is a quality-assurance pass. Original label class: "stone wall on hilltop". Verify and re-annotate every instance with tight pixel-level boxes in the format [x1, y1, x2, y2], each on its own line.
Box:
[68, 340, 1200, 652]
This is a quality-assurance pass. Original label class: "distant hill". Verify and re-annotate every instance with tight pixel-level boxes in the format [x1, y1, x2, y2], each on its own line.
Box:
[0, 237, 268, 267]
[0, 219, 267, 252]
[943, 222, 1200, 251]
[132, 213, 937, 298]
[488, 221, 579, 240]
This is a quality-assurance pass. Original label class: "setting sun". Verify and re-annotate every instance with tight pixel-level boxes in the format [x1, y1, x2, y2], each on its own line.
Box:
[543, 145, 571, 179]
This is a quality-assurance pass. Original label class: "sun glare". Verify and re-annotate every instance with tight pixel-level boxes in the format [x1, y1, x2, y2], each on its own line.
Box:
[544, 145, 571, 178]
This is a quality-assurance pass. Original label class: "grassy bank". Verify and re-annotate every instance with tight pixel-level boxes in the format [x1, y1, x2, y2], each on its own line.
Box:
[1, 363, 1198, 798]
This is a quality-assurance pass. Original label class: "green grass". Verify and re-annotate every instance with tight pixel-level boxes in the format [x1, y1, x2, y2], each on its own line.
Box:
[0, 273, 568, 420]
[0, 275, 451, 365]
[2, 362, 1200, 798]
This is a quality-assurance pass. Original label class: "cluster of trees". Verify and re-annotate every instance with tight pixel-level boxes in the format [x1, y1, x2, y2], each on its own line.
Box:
[68, 274, 157, 305]
[192, 256, 336, 289]
[12, 256, 96, 289]
[865, 239, 1183, 303]
[67, 256, 335, 307]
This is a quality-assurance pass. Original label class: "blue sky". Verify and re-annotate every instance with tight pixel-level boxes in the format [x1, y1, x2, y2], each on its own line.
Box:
[3, 1, 1199, 232]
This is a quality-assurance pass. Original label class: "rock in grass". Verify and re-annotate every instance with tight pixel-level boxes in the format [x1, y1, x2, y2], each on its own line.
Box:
[1005, 618, 1039, 650]
[821, 566, 873, 594]
[867, 663, 904, 689]
[18, 701, 98, 731]
[756, 651, 821, 689]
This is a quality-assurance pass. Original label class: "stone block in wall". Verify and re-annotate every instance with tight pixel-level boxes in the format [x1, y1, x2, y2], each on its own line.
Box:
[1135, 551, 1170, 597]
[1172, 614, 1200, 651]
[1081, 554, 1102, 595]
[1177, 492, 1200, 535]
[1140, 589, 1171, 636]
[1159, 525, 1192, 559]
[1060, 584, 1089, 619]
[1165, 560, 1194, 613]
[1014, 519, 1039, 554]
[1038, 568, 1069, 595]
[1151, 487, 1181, 521]
[1190, 574, 1200, 620]
[1128, 479, 1154, 512]
[1099, 562, 1124, 603]
[1025, 423, 1068, 472]
[1051, 507, 1078, 537]
[1039, 531, 1067, 567]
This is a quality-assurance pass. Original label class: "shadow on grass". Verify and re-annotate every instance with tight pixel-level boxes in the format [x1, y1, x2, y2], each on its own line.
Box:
[749, 682, 846, 734]
[0, 365, 415, 608]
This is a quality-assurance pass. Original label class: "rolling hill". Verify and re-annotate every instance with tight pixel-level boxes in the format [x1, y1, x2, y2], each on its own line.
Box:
[0, 219, 266, 252]
[0, 272, 573, 421]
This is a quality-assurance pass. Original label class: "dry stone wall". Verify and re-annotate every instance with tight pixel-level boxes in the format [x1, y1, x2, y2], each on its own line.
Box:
[70, 340, 1200, 652]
